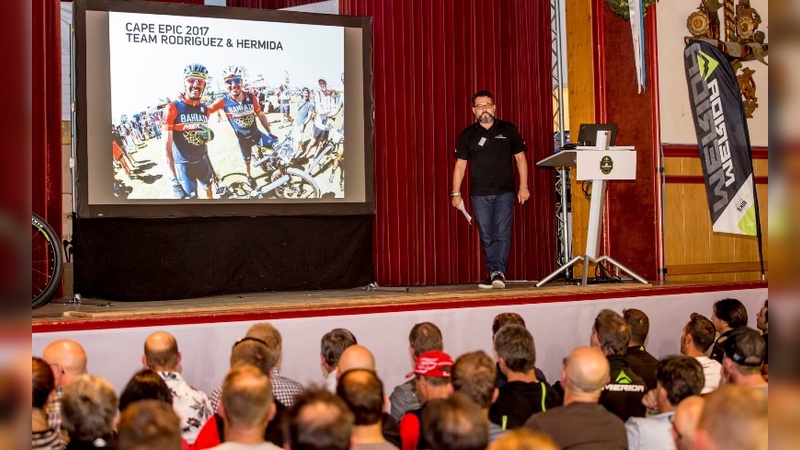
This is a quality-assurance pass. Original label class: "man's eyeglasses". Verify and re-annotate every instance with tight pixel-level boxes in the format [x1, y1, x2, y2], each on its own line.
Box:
[225, 77, 242, 85]
[232, 336, 268, 350]
[473, 103, 494, 111]
[185, 77, 206, 85]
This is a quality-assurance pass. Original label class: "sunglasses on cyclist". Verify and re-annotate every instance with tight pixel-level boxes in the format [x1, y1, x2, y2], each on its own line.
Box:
[225, 77, 243, 85]
[185, 77, 206, 85]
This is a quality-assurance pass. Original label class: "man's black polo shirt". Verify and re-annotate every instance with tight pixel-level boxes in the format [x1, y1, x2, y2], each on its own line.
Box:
[455, 119, 526, 196]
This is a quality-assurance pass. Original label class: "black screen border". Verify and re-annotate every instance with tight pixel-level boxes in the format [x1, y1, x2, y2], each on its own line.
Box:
[72, 0, 374, 218]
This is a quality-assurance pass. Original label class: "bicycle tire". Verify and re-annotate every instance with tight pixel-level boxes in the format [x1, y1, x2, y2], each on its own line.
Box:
[276, 168, 321, 199]
[32, 213, 63, 309]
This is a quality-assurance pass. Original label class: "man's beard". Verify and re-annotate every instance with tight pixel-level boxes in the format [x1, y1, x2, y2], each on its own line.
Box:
[478, 112, 494, 123]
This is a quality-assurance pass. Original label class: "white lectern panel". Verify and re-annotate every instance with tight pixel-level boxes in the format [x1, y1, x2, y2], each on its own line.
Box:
[576, 150, 637, 181]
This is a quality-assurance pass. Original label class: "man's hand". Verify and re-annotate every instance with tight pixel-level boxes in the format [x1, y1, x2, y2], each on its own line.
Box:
[641, 389, 658, 411]
[451, 196, 462, 209]
[518, 186, 530, 205]
[172, 178, 187, 199]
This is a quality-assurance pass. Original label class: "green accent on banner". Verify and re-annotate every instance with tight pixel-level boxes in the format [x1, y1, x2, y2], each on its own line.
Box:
[697, 50, 719, 81]
[737, 205, 757, 236]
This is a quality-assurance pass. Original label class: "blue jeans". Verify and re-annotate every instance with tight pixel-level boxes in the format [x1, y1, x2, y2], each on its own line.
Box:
[472, 192, 514, 275]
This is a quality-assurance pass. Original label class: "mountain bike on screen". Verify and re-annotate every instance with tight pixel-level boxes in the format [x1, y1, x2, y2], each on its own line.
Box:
[32, 213, 63, 309]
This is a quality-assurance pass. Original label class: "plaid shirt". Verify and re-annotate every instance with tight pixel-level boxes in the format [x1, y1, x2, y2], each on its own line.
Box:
[210, 367, 304, 412]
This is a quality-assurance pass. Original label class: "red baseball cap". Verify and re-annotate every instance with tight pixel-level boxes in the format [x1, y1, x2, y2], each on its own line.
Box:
[407, 350, 454, 378]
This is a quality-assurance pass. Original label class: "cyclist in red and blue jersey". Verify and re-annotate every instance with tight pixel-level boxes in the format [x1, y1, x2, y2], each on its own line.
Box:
[208, 65, 277, 187]
[162, 63, 215, 199]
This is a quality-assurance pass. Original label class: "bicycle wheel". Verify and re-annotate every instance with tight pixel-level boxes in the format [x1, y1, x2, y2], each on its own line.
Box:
[32, 213, 63, 308]
[275, 168, 321, 199]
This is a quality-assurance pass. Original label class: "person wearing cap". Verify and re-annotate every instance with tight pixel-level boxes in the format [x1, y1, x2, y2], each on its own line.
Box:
[720, 327, 767, 393]
[305, 77, 340, 161]
[451, 89, 529, 290]
[162, 63, 216, 199]
[398, 350, 454, 450]
[389, 322, 444, 421]
[207, 65, 277, 188]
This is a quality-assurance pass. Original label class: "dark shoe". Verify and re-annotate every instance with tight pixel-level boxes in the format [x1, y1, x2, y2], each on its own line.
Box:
[248, 176, 257, 189]
[491, 272, 506, 289]
[478, 278, 494, 289]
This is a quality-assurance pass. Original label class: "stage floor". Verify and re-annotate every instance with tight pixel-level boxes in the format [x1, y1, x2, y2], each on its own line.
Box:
[32, 280, 767, 332]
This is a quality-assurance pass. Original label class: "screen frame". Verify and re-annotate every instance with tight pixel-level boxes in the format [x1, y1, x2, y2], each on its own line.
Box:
[72, 0, 374, 218]
[577, 123, 618, 147]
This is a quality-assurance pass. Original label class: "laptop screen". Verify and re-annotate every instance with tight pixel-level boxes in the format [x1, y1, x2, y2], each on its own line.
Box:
[577, 123, 618, 146]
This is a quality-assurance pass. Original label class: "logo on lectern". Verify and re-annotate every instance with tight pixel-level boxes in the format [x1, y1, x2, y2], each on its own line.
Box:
[600, 155, 614, 175]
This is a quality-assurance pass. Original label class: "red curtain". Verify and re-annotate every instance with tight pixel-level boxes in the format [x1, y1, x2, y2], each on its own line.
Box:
[32, 0, 62, 234]
[341, 0, 556, 286]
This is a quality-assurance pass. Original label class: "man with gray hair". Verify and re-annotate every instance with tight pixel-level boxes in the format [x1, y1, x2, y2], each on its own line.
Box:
[524, 347, 627, 449]
[62, 374, 118, 449]
[320, 328, 357, 393]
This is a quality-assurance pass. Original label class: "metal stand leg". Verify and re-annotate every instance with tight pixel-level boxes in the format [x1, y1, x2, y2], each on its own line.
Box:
[594, 256, 649, 284]
[536, 255, 585, 287]
[49, 293, 112, 307]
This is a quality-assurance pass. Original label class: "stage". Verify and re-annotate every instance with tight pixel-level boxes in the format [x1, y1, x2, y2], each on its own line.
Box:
[32, 280, 768, 398]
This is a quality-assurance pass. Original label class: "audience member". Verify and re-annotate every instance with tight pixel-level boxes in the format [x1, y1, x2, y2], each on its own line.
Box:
[119, 369, 173, 412]
[591, 309, 647, 420]
[117, 400, 182, 450]
[625, 355, 704, 450]
[488, 325, 561, 430]
[623, 308, 659, 389]
[491, 313, 547, 387]
[720, 327, 768, 392]
[244, 323, 304, 407]
[42, 339, 88, 437]
[143, 331, 212, 444]
[212, 363, 280, 450]
[62, 374, 118, 449]
[694, 384, 767, 450]
[320, 328, 358, 392]
[755, 300, 768, 374]
[389, 322, 443, 421]
[524, 346, 627, 449]
[451, 351, 505, 443]
[680, 313, 722, 393]
[399, 350, 454, 450]
[287, 388, 354, 450]
[32, 357, 64, 450]
[337, 369, 399, 450]
[335, 345, 402, 448]
[487, 428, 559, 450]
[196, 337, 287, 449]
[709, 298, 748, 363]
[422, 393, 488, 450]
[671, 396, 704, 450]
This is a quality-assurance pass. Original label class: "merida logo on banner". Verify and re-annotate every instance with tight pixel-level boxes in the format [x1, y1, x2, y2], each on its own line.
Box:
[686, 47, 736, 213]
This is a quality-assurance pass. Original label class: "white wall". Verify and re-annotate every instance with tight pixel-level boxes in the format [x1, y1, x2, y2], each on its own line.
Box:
[656, 1, 768, 146]
[32, 287, 767, 401]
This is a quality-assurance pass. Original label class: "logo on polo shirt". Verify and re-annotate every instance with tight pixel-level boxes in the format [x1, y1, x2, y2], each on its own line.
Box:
[495, 134, 507, 139]
[616, 370, 633, 385]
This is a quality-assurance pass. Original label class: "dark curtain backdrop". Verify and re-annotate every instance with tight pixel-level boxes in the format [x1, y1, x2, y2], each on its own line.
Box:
[340, 0, 556, 285]
[33, 0, 62, 235]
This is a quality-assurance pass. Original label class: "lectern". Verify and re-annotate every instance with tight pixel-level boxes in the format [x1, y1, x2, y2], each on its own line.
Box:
[535, 131, 648, 287]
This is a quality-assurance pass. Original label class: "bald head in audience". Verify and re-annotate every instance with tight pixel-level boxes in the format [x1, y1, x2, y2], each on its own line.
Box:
[336, 344, 376, 375]
[143, 331, 180, 372]
[672, 396, 705, 450]
[695, 384, 767, 450]
[42, 339, 88, 387]
[562, 346, 610, 403]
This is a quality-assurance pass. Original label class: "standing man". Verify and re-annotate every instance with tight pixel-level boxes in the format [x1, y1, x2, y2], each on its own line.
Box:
[305, 77, 338, 160]
[208, 65, 277, 188]
[162, 63, 216, 199]
[452, 90, 529, 289]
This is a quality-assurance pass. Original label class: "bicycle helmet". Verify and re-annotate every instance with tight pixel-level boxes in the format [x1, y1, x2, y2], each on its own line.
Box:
[222, 65, 243, 80]
[184, 63, 209, 80]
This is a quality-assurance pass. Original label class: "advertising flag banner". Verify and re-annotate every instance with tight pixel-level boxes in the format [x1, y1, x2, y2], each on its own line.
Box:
[683, 40, 757, 236]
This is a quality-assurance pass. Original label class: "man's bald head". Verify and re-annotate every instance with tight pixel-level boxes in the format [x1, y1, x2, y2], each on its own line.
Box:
[143, 332, 179, 371]
[562, 347, 609, 397]
[672, 396, 705, 450]
[337, 345, 376, 375]
[696, 384, 767, 450]
[42, 339, 88, 386]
